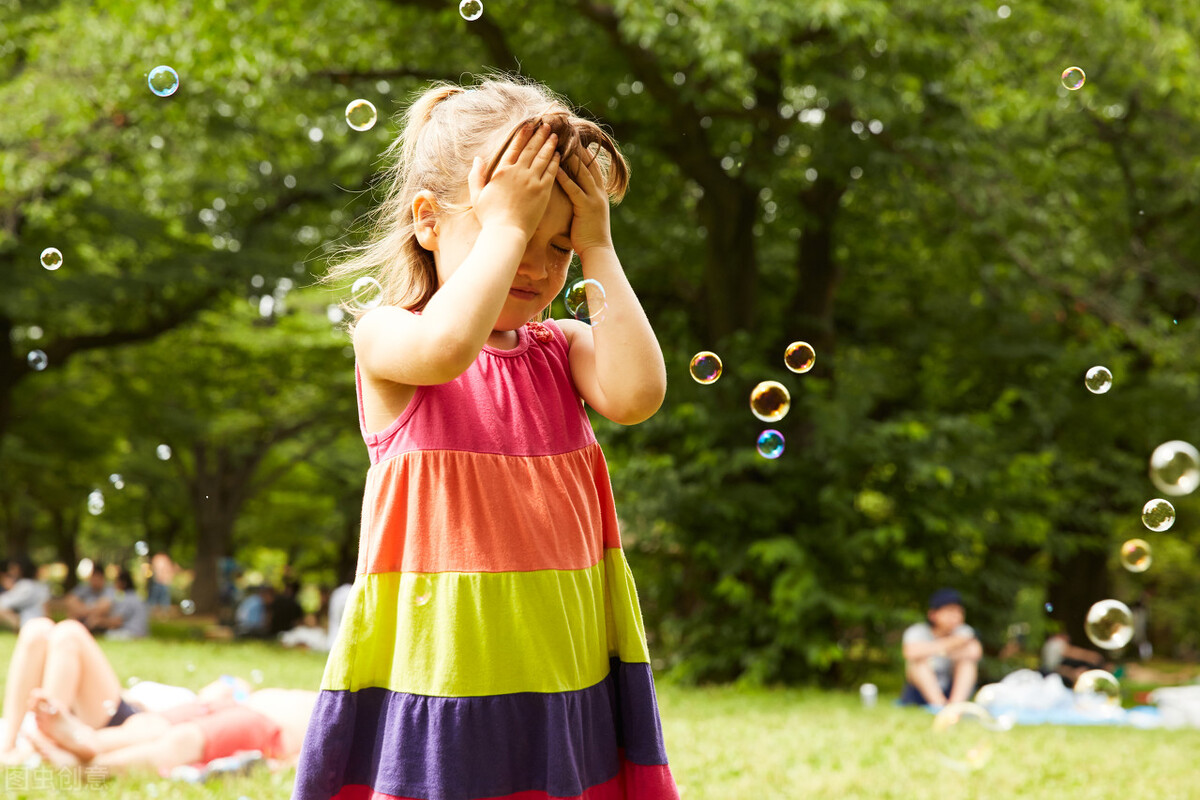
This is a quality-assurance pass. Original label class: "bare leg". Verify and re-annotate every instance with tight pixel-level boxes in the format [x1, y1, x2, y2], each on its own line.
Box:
[32, 690, 171, 760]
[91, 723, 206, 770]
[948, 658, 978, 703]
[39, 620, 123, 729]
[906, 661, 949, 706]
[29, 722, 205, 773]
[948, 642, 982, 704]
[1, 617, 54, 753]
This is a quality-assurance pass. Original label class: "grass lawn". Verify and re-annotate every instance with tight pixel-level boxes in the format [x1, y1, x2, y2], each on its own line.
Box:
[2, 626, 1198, 799]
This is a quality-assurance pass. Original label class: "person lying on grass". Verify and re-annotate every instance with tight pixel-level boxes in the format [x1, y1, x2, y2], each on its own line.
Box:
[25, 684, 317, 775]
[0, 616, 270, 765]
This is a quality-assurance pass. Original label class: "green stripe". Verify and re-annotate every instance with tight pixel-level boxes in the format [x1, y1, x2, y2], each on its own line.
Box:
[322, 549, 650, 697]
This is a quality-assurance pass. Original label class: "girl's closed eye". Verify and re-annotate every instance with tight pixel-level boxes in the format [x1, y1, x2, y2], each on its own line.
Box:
[551, 244, 572, 255]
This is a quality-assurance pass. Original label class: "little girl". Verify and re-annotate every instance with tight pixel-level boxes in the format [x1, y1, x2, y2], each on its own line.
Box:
[292, 76, 679, 800]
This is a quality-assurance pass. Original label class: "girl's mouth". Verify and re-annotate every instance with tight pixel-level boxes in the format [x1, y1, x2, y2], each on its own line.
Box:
[508, 288, 538, 300]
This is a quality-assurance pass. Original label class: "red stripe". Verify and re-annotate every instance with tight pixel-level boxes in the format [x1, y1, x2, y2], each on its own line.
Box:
[330, 761, 678, 800]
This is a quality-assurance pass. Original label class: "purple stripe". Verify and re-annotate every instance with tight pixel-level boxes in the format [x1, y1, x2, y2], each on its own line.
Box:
[291, 660, 668, 800]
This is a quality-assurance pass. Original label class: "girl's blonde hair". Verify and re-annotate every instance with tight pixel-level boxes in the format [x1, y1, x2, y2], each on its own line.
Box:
[325, 74, 630, 323]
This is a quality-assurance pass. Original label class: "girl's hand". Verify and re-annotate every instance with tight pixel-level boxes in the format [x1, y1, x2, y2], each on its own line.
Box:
[468, 122, 560, 240]
[555, 148, 614, 256]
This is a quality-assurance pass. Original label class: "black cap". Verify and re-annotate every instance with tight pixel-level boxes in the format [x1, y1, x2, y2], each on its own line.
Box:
[929, 588, 963, 610]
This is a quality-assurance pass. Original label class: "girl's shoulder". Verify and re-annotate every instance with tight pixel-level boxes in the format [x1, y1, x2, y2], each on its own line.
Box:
[547, 317, 586, 350]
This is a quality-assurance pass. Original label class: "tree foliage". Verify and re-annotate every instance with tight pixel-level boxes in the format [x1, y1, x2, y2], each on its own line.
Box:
[2, 0, 1198, 679]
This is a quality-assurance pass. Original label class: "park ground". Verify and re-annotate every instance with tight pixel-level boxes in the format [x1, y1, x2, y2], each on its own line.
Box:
[1, 625, 1199, 800]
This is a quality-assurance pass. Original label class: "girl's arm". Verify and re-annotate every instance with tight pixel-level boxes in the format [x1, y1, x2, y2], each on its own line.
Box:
[556, 156, 666, 425]
[356, 122, 561, 386]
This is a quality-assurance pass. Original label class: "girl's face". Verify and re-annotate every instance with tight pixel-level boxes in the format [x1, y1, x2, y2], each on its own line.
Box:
[435, 185, 575, 330]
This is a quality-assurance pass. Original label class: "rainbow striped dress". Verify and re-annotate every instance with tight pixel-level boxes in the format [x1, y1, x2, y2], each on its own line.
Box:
[292, 320, 679, 800]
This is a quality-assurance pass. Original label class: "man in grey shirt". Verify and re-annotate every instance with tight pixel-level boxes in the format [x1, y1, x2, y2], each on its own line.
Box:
[899, 588, 982, 707]
[90, 569, 149, 640]
[0, 555, 51, 630]
[66, 565, 117, 632]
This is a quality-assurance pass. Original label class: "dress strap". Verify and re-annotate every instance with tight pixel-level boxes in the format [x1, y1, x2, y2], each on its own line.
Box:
[353, 362, 369, 437]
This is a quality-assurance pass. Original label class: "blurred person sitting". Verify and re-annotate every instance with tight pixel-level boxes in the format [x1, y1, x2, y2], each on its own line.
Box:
[234, 584, 273, 639]
[269, 579, 304, 637]
[145, 552, 177, 609]
[1040, 632, 1107, 688]
[0, 555, 51, 631]
[86, 569, 149, 640]
[65, 564, 117, 633]
[899, 588, 983, 707]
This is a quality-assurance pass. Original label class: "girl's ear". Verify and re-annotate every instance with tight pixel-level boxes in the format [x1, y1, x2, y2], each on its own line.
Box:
[412, 190, 440, 252]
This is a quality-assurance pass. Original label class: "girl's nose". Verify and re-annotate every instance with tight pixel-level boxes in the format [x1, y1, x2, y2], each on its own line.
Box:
[517, 250, 548, 279]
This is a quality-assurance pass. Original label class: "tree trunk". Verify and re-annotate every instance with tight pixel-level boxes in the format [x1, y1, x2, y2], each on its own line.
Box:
[1046, 547, 1111, 652]
[699, 180, 760, 344]
[190, 488, 237, 615]
[790, 174, 846, 373]
[1, 490, 31, 558]
[51, 508, 80, 594]
[0, 313, 16, 462]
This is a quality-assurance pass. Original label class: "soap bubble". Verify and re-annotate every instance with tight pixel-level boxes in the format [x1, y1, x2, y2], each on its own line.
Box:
[756, 429, 785, 459]
[1120, 539, 1152, 573]
[689, 351, 722, 384]
[1044, 602, 1054, 613]
[459, 0, 483, 21]
[250, 669, 264, 685]
[1141, 498, 1176, 532]
[345, 99, 377, 132]
[1061, 66, 1086, 91]
[931, 702, 996, 772]
[156, 443, 172, 461]
[148, 65, 180, 97]
[77, 558, 95, 581]
[351, 276, 383, 310]
[784, 341, 816, 373]
[102, 699, 116, 717]
[563, 278, 607, 326]
[40, 247, 63, 270]
[180, 599, 196, 615]
[27, 350, 48, 371]
[1084, 366, 1112, 394]
[87, 489, 105, 516]
[127, 676, 141, 688]
[1074, 669, 1120, 706]
[1085, 599, 1134, 650]
[134, 540, 149, 557]
[750, 381, 791, 422]
[1149, 440, 1200, 496]
[109, 473, 125, 490]
[413, 576, 433, 606]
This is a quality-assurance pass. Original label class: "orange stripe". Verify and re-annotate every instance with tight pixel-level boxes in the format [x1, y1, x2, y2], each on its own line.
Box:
[356, 443, 621, 574]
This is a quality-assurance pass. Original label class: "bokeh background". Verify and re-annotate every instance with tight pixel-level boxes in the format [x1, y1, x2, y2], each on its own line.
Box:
[3, 0, 1199, 687]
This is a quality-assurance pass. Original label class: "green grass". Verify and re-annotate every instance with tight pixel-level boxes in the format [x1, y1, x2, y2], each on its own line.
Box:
[2, 629, 1199, 799]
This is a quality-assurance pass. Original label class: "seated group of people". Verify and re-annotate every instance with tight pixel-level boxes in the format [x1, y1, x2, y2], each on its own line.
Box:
[900, 588, 1107, 708]
[0, 618, 316, 773]
[0, 556, 149, 640]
